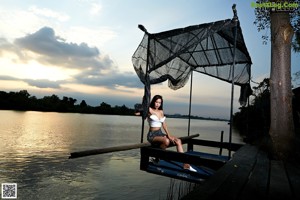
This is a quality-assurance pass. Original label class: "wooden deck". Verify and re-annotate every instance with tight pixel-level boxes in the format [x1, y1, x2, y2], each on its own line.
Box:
[182, 144, 300, 200]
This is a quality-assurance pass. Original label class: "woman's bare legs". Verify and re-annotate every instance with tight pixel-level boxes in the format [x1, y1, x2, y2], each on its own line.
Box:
[173, 138, 184, 152]
[173, 138, 192, 169]
[152, 136, 170, 150]
[151, 136, 169, 163]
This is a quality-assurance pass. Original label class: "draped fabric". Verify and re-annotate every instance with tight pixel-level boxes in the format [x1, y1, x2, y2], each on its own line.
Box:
[132, 18, 252, 118]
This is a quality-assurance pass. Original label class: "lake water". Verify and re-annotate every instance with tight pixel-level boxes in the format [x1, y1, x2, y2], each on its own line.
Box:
[0, 110, 243, 200]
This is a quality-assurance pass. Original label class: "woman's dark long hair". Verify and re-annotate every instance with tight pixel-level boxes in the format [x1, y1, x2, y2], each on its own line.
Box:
[149, 95, 163, 110]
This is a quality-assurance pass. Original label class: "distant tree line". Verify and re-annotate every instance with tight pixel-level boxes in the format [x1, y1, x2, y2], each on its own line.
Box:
[0, 90, 230, 122]
[0, 90, 135, 115]
[233, 78, 300, 143]
[165, 114, 227, 122]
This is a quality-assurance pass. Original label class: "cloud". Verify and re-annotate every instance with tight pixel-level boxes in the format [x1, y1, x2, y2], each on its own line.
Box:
[28, 5, 70, 22]
[14, 27, 106, 69]
[90, 3, 102, 15]
[0, 38, 20, 56]
[0, 26, 142, 91]
[0, 75, 18, 81]
[0, 75, 62, 89]
[66, 26, 117, 47]
[75, 71, 142, 89]
[25, 79, 62, 89]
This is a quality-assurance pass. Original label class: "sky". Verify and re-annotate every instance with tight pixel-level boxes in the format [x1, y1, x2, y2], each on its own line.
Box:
[0, 0, 299, 119]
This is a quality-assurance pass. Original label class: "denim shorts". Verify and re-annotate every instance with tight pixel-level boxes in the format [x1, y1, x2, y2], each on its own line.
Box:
[147, 129, 166, 143]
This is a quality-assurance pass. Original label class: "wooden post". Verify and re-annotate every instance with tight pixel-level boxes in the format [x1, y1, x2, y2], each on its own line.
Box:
[140, 147, 150, 170]
[219, 131, 224, 155]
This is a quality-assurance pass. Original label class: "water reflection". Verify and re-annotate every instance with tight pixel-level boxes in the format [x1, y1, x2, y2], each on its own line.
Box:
[0, 110, 242, 200]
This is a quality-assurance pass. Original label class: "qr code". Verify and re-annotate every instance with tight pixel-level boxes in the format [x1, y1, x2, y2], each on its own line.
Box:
[1, 183, 17, 199]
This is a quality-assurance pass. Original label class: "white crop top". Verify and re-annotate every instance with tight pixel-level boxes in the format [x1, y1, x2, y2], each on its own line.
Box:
[148, 115, 166, 128]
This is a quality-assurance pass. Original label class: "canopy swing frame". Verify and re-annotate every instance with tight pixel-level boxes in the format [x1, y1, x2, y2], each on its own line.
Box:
[137, 5, 247, 159]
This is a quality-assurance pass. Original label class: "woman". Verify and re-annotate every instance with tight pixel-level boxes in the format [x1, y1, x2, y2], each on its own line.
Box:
[147, 95, 197, 172]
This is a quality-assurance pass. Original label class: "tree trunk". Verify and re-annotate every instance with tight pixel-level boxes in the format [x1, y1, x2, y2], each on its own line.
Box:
[270, 12, 295, 160]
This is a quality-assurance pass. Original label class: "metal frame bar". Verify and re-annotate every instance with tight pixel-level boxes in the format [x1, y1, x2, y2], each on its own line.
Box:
[139, 25, 151, 143]
[188, 70, 193, 136]
[228, 4, 239, 158]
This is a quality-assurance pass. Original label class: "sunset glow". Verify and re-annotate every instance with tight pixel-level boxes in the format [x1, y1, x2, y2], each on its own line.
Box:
[0, 0, 299, 118]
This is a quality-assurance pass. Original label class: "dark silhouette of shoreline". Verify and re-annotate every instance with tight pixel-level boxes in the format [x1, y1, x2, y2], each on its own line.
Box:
[0, 90, 134, 115]
[165, 114, 228, 122]
[0, 90, 227, 121]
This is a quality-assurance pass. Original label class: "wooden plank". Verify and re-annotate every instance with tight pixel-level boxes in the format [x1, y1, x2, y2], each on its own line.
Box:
[69, 142, 150, 159]
[239, 150, 270, 200]
[186, 151, 229, 162]
[210, 145, 259, 200]
[69, 134, 199, 159]
[285, 162, 300, 199]
[268, 160, 293, 200]
[179, 134, 200, 143]
[182, 145, 259, 200]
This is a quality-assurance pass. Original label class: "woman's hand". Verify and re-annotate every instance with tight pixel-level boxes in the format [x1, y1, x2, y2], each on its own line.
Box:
[167, 135, 176, 144]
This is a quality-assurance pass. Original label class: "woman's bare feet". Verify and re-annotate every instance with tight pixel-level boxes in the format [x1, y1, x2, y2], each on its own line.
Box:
[183, 163, 197, 172]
